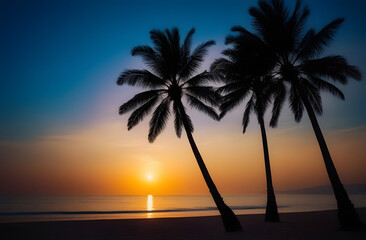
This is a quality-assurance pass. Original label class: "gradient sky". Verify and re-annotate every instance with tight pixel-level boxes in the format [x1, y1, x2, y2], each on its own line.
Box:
[1, 0, 365, 195]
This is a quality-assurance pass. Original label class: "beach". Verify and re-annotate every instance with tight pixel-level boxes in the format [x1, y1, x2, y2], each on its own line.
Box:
[1, 208, 365, 240]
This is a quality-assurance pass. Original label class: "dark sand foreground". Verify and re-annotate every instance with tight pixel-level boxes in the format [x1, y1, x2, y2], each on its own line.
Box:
[1, 208, 366, 240]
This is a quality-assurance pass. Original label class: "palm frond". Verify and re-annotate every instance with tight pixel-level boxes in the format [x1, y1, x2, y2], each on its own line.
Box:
[270, 80, 287, 127]
[180, 40, 215, 79]
[148, 98, 171, 143]
[259, 77, 276, 107]
[149, 29, 170, 57]
[219, 89, 248, 118]
[149, 29, 176, 80]
[287, 0, 310, 49]
[179, 28, 195, 77]
[295, 18, 344, 60]
[307, 75, 345, 100]
[254, 95, 270, 118]
[172, 101, 194, 137]
[186, 94, 219, 120]
[117, 69, 166, 87]
[230, 25, 258, 38]
[295, 29, 315, 61]
[210, 58, 235, 77]
[181, 28, 195, 55]
[131, 46, 162, 75]
[242, 96, 254, 133]
[249, 0, 289, 54]
[224, 26, 276, 76]
[165, 27, 180, 48]
[127, 96, 160, 130]
[185, 86, 221, 106]
[216, 81, 246, 94]
[301, 79, 322, 115]
[191, 40, 216, 59]
[172, 101, 183, 138]
[183, 113, 194, 133]
[181, 71, 221, 86]
[225, 26, 261, 49]
[301, 55, 361, 84]
[221, 48, 240, 62]
[165, 27, 180, 76]
[253, 78, 274, 115]
[289, 85, 304, 122]
[119, 27, 222, 142]
[119, 89, 165, 115]
[249, 6, 267, 37]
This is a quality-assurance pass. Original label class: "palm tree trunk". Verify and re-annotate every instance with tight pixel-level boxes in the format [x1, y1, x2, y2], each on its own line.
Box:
[177, 101, 242, 232]
[300, 92, 362, 230]
[258, 115, 280, 222]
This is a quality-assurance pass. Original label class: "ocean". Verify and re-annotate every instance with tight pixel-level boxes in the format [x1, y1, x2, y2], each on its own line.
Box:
[1, 194, 365, 223]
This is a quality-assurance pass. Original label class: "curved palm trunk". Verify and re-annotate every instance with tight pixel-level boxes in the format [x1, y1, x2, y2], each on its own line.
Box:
[177, 101, 242, 232]
[258, 115, 280, 222]
[300, 92, 362, 230]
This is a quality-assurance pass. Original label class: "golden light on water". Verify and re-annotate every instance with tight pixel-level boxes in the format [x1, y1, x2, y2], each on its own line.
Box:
[147, 194, 153, 218]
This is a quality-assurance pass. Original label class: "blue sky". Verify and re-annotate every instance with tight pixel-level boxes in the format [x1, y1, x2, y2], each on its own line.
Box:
[0, 0, 366, 195]
[1, 0, 365, 141]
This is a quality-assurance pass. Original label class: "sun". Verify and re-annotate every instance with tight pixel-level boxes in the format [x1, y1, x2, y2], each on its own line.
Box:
[147, 174, 153, 181]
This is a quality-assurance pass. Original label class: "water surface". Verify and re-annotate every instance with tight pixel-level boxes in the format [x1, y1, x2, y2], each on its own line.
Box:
[1, 194, 365, 223]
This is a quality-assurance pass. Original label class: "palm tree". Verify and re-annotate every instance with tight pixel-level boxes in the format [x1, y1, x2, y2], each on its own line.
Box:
[211, 27, 280, 222]
[246, 0, 362, 229]
[117, 27, 242, 232]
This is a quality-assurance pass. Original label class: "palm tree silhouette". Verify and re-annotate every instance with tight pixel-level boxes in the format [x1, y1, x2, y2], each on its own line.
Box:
[117, 27, 242, 232]
[211, 26, 280, 222]
[247, 0, 362, 229]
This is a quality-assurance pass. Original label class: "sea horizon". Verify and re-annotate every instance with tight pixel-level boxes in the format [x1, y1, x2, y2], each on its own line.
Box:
[1, 193, 366, 223]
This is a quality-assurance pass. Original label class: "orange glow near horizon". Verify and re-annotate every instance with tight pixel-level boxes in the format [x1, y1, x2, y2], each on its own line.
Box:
[0, 120, 365, 196]
[2, 0, 365, 200]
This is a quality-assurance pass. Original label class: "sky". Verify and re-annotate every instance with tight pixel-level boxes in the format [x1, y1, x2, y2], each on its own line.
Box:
[0, 0, 365, 195]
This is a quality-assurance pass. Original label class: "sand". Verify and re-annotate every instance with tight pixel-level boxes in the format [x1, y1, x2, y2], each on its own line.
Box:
[1, 208, 366, 240]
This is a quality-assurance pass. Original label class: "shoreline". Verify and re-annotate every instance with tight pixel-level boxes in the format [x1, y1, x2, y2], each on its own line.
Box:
[1, 208, 365, 239]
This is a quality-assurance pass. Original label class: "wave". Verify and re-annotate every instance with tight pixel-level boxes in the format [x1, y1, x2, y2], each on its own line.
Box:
[0, 205, 273, 216]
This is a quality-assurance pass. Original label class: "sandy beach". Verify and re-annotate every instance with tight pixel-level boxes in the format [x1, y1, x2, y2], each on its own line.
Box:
[1, 208, 365, 240]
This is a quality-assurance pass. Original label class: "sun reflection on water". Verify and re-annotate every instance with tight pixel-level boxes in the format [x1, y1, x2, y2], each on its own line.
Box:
[147, 195, 153, 218]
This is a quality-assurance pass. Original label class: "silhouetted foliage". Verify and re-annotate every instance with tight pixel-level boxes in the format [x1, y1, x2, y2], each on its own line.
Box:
[118, 27, 242, 232]
[211, 24, 280, 222]
[118, 28, 221, 142]
[246, 0, 362, 230]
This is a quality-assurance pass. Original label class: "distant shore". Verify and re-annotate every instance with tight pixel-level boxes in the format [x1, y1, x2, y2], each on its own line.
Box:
[1, 208, 365, 240]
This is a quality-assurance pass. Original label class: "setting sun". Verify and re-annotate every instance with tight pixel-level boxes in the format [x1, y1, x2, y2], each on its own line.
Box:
[1, 0, 366, 238]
